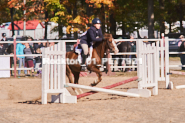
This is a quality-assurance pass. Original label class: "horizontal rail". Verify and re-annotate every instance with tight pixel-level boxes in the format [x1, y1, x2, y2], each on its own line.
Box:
[0, 68, 42, 70]
[110, 66, 137, 68]
[0, 38, 178, 44]
[169, 52, 185, 54]
[66, 83, 140, 97]
[110, 52, 137, 55]
[169, 65, 185, 67]
[0, 54, 42, 57]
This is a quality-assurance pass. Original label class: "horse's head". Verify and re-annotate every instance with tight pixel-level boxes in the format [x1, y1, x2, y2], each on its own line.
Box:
[104, 33, 119, 54]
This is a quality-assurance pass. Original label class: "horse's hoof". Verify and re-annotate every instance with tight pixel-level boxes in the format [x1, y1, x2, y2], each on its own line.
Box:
[90, 83, 96, 86]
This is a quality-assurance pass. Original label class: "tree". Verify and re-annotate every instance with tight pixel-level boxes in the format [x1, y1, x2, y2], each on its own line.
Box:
[148, 0, 154, 38]
[0, 1, 11, 24]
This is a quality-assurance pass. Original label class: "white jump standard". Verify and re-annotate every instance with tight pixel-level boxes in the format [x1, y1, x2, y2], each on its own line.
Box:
[41, 42, 152, 104]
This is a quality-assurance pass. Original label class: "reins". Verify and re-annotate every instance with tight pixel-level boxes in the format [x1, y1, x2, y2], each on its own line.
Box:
[95, 39, 105, 58]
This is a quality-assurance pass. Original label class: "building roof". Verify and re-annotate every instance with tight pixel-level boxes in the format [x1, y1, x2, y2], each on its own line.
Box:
[8, 20, 45, 30]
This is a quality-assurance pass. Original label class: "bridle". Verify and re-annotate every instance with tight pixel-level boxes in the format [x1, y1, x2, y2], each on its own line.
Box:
[107, 38, 117, 53]
[95, 37, 118, 58]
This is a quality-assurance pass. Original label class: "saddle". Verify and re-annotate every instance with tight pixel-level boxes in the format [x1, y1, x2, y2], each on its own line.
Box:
[74, 44, 93, 64]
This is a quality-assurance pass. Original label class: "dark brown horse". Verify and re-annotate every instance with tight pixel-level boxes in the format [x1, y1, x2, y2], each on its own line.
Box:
[112, 41, 132, 72]
[66, 33, 118, 93]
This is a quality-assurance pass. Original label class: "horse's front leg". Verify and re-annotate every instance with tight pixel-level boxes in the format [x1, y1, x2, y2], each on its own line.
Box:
[87, 66, 102, 86]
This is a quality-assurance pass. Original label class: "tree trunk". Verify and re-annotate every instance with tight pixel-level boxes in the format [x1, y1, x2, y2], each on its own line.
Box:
[159, 0, 165, 38]
[122, 21, 126, 36]
[44, 11, 48, 39]
[67, 7, 71, 38]
[73, 3, 78, 39]
[179, 2, 183, 33]
[148, 0, 154, 38]
[58, 23, 63, 39]
[110, 13, 116, 36]
[169, 23, 172, 33]
[101, 3, 105, 34]
[10, 8, 14, 36]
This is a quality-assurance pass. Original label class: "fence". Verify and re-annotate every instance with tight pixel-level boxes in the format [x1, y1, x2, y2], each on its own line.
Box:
[0, 37, 185, 80]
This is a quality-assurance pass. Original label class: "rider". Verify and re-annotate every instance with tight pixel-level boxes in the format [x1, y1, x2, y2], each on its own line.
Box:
[80, 18, 104, 71]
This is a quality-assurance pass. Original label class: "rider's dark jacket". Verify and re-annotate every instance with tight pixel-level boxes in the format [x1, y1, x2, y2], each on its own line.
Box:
[80, 26, 103, 47]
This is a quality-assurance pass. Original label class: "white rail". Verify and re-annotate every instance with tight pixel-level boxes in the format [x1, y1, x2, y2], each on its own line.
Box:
[0, 38, 183, 71]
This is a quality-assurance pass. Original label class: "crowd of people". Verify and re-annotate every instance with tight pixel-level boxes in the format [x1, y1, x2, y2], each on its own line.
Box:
[0, 34, 51, 78]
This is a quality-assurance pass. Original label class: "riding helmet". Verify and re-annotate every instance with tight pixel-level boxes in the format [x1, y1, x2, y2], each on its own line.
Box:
[2, 33, 6, 37]
[92, 18, 101, 24]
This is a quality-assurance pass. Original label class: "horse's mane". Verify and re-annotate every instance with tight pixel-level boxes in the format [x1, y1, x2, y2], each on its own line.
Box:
[93, 33, 112, 48]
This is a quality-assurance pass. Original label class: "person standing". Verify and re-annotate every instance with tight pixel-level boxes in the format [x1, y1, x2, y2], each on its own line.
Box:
[178, 35, 184, 49]
[179, 39, 185, 70]
[16, 42, 27, 77]
[27, 36, 37, 71]
[130, 36, 137, 71]
[24, 43, 35, 77]
[0, 43, 6, 55]
[1, 33, 8, 53]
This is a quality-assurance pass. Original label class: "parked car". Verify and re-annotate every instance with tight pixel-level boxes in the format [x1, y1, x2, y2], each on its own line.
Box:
[169, 39, 179, 52]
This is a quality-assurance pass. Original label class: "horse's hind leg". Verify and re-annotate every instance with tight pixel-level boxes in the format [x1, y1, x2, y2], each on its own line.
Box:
[88, 66, 102, 86]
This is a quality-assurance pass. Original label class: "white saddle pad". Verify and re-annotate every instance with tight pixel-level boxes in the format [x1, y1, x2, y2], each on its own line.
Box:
[75, 46, 93, 64]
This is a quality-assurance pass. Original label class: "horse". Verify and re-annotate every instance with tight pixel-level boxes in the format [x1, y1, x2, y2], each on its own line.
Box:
[112, 41, 132, 72]
[66, 33, 118, 94]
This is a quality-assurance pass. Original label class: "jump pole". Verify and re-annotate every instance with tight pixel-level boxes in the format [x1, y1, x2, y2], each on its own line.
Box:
[66, 82, 140, 98]
[169, 71, 185, 89]
[76, 76, 138, 99]
[170, 70, 185, 75]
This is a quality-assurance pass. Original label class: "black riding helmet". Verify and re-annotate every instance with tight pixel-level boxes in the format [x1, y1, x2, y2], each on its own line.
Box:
[92, 18, 101, 24]
[2, 33, 6, 37]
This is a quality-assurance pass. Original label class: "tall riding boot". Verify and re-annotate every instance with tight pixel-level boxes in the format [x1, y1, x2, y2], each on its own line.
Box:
[81, 54, 87, 71]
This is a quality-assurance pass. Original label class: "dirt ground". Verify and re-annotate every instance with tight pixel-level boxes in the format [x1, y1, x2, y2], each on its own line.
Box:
[0, 70, 185, 123]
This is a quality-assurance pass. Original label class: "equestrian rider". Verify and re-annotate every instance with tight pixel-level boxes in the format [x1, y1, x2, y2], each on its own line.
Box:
[80, 18, 104, 71]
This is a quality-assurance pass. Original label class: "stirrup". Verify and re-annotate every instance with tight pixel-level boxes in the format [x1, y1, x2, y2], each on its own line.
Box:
[81, 64, 87, 71]
[96, 64, 102, 67]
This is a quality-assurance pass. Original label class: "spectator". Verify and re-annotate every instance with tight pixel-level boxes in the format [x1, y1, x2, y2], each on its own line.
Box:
[34, 48, 42, 76]
[16, 42, 27, 77]
[0, 43, 5, 55]
[24, 43, 35, 77]
[26, 37, 37, 71]
[130, 36, 137, 71]
[143, 36, 150, 45]
[49, 42, 55, 47]
[179, 41, 185, 70]
[42, 42, 48, 47]
[178, 35, 184, 48]
[27, 36, 34, 48]
[34, 41, 43, 53]
[1, 33, 8, 53]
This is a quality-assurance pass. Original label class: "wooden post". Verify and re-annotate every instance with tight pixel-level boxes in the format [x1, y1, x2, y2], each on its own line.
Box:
[13, 35, 16, 78]
[106, 49, 111, 76]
